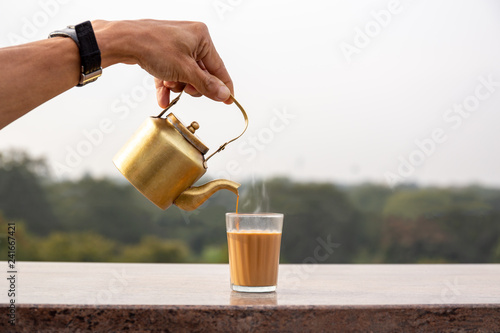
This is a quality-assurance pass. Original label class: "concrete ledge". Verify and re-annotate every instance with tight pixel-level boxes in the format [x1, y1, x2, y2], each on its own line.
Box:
[8, 304, 500, 332]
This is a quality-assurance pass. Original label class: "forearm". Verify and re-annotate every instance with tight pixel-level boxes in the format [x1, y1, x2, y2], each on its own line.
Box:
[0, 20, 130, 130]
[0, 38, 80, 129]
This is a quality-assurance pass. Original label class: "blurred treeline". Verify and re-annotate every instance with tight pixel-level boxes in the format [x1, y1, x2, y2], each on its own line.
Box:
[1, 150, 500, 263]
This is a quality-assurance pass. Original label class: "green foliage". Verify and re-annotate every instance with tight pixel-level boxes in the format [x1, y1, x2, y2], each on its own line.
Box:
[378, 187, 500, 263]
[199, 244, 229, 263]
[346, 183, 393, 214]
[47, 177, 158, 243]
[493, 241, 500, 261]
[383, 189, 452, 219]
[117, 236, 190, 263]
[383, 187, 492, 219]
[1, 150, 500, 264]
[0, 151, 59, 235]
[37, 232, 118, 262]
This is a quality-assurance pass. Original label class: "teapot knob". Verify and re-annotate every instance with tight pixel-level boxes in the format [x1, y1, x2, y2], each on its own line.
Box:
[187, 121, 200, 134]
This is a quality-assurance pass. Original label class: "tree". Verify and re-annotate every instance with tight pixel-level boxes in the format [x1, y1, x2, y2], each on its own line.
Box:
[47, 176, 158, 243]
[0, 151, 60, 235]
[380, 187, 500, 263]
[117, 236, 191, 263]
[38, 231, 118, 262]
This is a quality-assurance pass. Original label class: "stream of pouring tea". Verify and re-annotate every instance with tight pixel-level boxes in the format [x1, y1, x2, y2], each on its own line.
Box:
[236, 193, 239, 214]
[235, 193, 240, 230]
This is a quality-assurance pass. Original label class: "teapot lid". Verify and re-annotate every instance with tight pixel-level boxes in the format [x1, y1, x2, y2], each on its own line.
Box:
[166, 113, 209, 155]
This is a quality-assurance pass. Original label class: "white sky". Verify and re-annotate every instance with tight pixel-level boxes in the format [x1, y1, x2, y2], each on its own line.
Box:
[1, 0, 499, 187]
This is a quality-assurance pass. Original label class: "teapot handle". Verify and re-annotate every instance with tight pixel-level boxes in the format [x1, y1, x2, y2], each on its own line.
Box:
[205, 94, 248, 162]
[156, 91, 184, 118]
[156, 91, 248, 162]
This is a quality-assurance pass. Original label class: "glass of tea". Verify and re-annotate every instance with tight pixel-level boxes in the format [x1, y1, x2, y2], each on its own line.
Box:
[226, 213, 284, 293]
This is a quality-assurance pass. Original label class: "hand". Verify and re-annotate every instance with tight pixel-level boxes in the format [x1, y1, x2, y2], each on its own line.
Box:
[0, 19, 234, 129]
[93, 20, 234, 108]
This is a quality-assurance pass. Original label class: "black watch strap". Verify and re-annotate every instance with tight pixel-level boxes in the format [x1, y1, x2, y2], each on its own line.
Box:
[49, 21, 102, 86]
[74, 21, 102, 86]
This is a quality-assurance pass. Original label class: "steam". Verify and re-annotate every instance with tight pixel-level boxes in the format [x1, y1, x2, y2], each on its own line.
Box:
[255, 181, 269, 213]
[241, 175, 270, 213]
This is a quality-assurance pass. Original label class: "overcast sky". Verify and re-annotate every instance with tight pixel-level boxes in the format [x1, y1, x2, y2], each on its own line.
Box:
[1, 0, 499, 187]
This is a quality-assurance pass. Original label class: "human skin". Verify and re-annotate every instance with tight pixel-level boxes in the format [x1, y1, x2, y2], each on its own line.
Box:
[0, 19, 234, 130]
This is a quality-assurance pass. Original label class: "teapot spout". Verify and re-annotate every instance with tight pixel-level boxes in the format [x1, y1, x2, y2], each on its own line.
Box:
[174, 179, 240, 211]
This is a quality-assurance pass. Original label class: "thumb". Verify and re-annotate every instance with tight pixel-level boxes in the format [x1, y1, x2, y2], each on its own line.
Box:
[188, 64, 231, 102]
[156, 83, 171, 109]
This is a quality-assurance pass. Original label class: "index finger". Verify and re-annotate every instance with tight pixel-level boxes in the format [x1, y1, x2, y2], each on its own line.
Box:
[201, 45, 234, 103]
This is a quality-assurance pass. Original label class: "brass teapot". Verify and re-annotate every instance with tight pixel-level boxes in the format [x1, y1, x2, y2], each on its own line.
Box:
[113, 92, 248, 211]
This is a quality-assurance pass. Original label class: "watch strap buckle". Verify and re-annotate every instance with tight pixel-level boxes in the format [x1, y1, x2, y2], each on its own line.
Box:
[78, 67, 102, 86]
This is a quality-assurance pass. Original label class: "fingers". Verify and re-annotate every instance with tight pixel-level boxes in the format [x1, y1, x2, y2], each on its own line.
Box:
[155, 78, 171, 108]
[156, 63, 228, 104]
[156, 84, 170, 109]
[151, 22, 235, 106]
[155, 78, 202, 108]
[185, 60, 231, 103]
[184, 84, 202, 97]
[183, 61, 208, 97]
[163, 81, 185, 93]
[199, 45, 234, 104]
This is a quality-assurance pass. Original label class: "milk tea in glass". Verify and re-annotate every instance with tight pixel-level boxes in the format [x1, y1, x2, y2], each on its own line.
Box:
[226, 213, 283, 292]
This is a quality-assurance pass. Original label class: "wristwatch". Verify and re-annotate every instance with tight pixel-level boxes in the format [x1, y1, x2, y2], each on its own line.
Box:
[49, 21, 102, 86]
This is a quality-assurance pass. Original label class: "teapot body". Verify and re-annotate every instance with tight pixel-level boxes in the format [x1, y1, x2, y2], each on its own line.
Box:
[113, 116, 206, 210]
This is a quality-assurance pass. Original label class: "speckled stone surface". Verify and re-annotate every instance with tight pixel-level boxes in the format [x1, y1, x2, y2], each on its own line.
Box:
[1, 262, 500, 332]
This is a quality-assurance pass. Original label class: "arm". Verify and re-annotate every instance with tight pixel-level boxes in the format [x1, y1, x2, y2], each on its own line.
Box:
[0, 38, 80, 128]
[0, 20, 233, 130]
